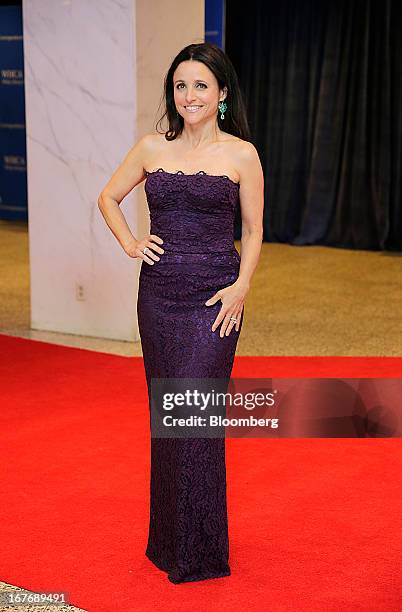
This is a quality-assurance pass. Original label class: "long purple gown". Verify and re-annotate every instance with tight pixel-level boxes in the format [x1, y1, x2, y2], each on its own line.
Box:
[137, 167, 244, 584]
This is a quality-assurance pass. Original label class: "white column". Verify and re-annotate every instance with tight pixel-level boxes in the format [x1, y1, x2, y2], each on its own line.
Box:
[23, 0, 204, 341]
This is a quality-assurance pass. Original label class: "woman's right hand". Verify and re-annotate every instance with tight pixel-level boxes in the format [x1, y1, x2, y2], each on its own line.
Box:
[123, 234, 164, 265]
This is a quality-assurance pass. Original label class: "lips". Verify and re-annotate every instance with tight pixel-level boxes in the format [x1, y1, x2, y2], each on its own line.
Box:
[185, 106, 203, 112]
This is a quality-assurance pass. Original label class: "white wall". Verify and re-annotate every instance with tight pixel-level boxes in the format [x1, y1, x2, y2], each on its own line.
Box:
[23, 0, 204, 341]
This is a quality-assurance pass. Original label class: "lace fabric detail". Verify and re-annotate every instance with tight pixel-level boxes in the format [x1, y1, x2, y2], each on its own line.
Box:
[138, 162, 243, 583]
[145, 167, 240, 187]
[144, 165, 240, 256]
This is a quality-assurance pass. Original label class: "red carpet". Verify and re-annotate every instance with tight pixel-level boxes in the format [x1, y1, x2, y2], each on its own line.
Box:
[0, 334, 401, 611]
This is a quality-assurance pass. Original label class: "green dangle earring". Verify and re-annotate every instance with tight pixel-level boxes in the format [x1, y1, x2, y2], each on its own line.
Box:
[218, 100, 227, 120]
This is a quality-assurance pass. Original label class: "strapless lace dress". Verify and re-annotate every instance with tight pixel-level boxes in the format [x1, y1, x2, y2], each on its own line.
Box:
[137, 168, 244, 583]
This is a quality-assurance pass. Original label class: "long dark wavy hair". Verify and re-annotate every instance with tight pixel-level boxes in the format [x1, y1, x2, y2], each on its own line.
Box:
[156, 42, 251, 142]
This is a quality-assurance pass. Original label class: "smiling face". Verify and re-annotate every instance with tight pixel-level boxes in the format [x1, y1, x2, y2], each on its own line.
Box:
[173, 60, 227, 124]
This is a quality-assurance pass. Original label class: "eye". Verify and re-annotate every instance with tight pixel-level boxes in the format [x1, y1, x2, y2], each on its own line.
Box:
[175, 83, 207, 89]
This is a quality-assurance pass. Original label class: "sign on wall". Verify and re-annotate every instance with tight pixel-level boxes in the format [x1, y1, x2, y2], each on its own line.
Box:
[0, 4, 27, 221]
[205, 0, 225, 49]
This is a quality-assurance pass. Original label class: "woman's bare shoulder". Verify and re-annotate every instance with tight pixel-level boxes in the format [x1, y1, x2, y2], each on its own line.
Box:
[139, 133, 170, 167]
[234, 140, 263, 183]
[220, 132, 256, 155]
[220, 134, 259, 171]
[231, 137, 259, 160]
[141, 133, 166, 150]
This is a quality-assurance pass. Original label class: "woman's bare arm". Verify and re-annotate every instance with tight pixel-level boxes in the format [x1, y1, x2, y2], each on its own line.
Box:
[205, 141, 264, 336]
[97, 134, 164, 264]
[236, 141, 264, 290]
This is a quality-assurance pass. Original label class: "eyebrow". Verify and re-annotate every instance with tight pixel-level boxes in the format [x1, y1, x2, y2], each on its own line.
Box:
[173, 79, 208, 84]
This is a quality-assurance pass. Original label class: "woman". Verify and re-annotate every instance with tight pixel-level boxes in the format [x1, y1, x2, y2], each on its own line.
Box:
[98, 42, 264, 584]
